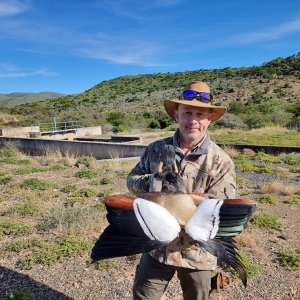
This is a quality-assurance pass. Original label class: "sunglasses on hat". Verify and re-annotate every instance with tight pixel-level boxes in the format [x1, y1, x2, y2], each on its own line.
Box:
[179, 90, 213, 103]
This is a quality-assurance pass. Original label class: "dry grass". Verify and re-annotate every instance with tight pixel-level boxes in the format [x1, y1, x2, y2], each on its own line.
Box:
[221, 145, 240, 158]
[242, 148, 256, 157]
[248, 126, 290, 135]
[42, 149, 78, 167]
[0, 112, 18, 123]
[260, 180, 299, 196]
[107, 147, 124, 160]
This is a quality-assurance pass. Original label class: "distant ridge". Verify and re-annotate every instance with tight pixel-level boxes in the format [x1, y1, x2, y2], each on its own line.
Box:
[0, 92, 64, 107]
[5, 52, 300, 131]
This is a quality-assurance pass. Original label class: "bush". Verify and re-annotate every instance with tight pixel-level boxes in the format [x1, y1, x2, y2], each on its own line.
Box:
[0, 142, 21, 157]
[215, 113, 247, 129]
[252, 212, 282, 230]
[4, 238, 44, 252]
[0, 220, 33, 238]
[257, 195, 277, 205]
[255, 152, 282, 163]
[277, 247, 300, 270]
[75, 188, 97, 198]
[61, 184, 77, 193]
[76, 156, 96, 168]
[18, 235, 93, 270]
[148, 119, 160, 129]
[2, 202, 40, 217]
[75, 169, 99, 179]
[20, 178, 55, 190]
[0, 176, 12, 185]
[14, 166, 48, 175]
[284, 196, 300, 204]
[95, 177, 110, 185]
[6, 289, 34, 300]
[39, 206, 103, 233]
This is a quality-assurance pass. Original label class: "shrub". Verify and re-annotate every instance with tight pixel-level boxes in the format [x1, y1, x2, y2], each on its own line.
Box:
[2, 202, 40, 217]
[229, 249, 260, 283]
[66, 197, 87, 206]
[18, 235, 93, 270]
[39, 206, 103, 233]
[75, 188, 97, 198]
[255, 163, 279, 174]
[284, 196, 300, 204]
[61, 184, 77, 193]
[6, 289, 34, 300]
[238, 250, 260, 280]
[255, 152, 281, 163]
[0, 142, 21, 157]
[257, 195, 277, 205]
[148, 119, 160, 129]
[260, 181, 298, 196]
[76, 156, 97, 168]
[20, 178, 55, 190]
[99, 177, 112, 185]
[117, 170, 129, 178]
[0, 157, 31, 164]
[4, 238, 44, 252]
[234, 159, 257, 172]
[282, 152, 300, 165]
[252, 212, 282, 230]
[14, 166, 48, 175]
[215, 113, 247, 129]
[277, 247, 300, 270]
[75, 169, 99, 179]
[0, 176, 12, 185]
[93, 258, 117, 270]
[0, 220, 33, 238]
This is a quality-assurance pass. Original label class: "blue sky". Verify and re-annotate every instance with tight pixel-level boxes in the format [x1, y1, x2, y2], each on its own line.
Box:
[0, 0, 299, 95]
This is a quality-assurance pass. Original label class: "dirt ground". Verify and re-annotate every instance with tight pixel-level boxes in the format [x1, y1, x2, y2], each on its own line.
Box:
[0, 146, 299, 300]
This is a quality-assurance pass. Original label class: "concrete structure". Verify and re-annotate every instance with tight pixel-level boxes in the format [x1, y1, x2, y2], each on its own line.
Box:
[0, 137, 147, 159]
[0, 126, 40, 137]
[0, 137, 299, 161]
[76, 126, 102, 137]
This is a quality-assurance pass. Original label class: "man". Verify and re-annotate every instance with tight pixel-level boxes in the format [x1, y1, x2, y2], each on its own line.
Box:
[127, 81, 236, 300]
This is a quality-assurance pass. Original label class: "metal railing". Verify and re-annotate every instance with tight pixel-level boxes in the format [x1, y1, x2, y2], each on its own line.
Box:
[40, 120, 81, 133]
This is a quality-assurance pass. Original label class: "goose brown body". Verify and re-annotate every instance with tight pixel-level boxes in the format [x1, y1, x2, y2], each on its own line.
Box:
[104, 192, 206, 227]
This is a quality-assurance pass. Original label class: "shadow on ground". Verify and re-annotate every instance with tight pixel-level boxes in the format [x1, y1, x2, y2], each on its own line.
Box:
[0, 266, 72, 300]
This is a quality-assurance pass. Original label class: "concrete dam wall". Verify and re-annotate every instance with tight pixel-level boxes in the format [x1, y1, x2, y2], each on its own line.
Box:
[0, 137, 147, 160]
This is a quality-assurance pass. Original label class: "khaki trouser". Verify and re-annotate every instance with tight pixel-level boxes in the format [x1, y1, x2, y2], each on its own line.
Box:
[133, 253, 214, 300]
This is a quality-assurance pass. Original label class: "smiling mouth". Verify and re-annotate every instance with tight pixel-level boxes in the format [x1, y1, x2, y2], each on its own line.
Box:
[187, 127, 198, 130]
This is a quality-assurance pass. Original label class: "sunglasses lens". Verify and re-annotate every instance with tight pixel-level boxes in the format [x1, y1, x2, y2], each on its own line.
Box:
[182, 90, 198, 99]
[199, 93, 211, 103]
[181, 90, 212, 103]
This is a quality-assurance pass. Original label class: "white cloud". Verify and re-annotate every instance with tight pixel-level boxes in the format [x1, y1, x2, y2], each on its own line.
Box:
[0, 63, 58, 78]
[231, 18, 300, 44]
[96, 0, 182, 21]
[79, 33, 166, 66]
[0, 0, 31, 17]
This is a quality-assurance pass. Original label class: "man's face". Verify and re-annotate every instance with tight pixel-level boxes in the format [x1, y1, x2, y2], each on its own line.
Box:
[174, 104, 212, 143]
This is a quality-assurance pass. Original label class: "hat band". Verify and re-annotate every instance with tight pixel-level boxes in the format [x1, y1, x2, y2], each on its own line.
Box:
[179, 90, 213, 103]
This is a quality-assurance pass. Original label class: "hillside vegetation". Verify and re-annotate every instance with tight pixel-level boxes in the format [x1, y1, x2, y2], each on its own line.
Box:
[0, 92, 64, 108]
[2, 52, 300, 132]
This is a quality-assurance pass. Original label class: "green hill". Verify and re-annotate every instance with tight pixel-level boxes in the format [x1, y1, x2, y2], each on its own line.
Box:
[7, 52, 300, 132]
[0, 92, 64, 108]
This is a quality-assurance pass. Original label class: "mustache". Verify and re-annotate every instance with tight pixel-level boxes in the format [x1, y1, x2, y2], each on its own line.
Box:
[185, 126, 199, 129]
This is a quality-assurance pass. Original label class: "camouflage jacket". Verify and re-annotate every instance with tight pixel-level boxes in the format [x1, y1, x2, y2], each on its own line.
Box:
[127, 130, 236, 270]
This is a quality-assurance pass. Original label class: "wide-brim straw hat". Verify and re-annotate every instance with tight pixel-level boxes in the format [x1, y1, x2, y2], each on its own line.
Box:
[164, 81, 227, 122]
